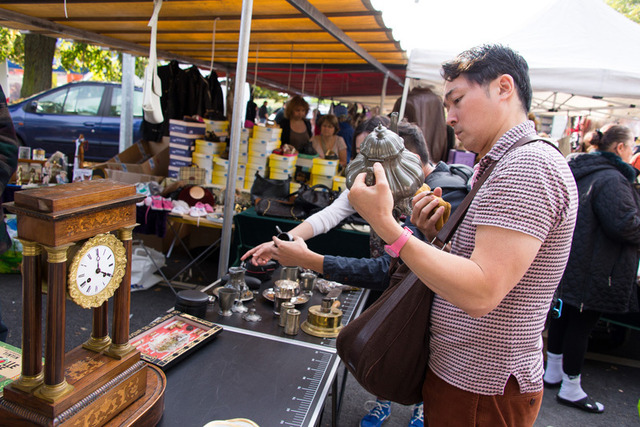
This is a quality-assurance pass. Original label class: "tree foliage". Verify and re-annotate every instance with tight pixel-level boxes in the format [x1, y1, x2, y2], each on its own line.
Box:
[251, 85, 288, 102]
[0, 28, 24, 64]
[606, 0, 640, 23]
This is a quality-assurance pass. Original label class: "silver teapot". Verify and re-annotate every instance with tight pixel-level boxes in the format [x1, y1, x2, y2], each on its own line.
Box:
[345, 124, 424, 213]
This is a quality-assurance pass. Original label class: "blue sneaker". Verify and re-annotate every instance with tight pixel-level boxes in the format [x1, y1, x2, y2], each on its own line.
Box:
[360, 399, 391, 427]
[408, 403, 423, 427]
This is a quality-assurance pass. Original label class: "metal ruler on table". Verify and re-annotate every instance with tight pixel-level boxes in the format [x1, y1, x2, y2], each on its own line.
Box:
[279, 349, 337, 426]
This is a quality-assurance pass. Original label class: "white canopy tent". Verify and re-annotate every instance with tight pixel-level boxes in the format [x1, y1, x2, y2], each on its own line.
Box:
[400, 0, 640, 126]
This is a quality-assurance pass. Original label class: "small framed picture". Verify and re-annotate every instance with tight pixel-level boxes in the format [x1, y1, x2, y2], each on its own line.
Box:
[129, 311, 222, 370]
[18, 146, 31, 160]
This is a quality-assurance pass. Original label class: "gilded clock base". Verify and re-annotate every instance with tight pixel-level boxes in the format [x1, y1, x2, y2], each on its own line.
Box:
[11, 371, 44, 393]
[104, 342, 135, 360]
[33, 380, 74, 403]
[83, 335, 112, 353]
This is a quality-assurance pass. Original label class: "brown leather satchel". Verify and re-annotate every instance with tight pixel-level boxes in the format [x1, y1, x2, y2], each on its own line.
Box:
[336, 261, 432, 404]
[336, 135, 558, 404]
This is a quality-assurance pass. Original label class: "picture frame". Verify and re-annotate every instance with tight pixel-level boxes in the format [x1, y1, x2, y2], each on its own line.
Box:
[18, 146, 31, 160]
[129, 311, 222, 370]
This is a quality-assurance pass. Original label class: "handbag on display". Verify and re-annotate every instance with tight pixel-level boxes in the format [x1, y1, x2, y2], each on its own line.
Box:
[336, 135, 557, 404]
[294, 183, 340, 217]
[254, 197, 306, 220]
[250, 172, 292, 205]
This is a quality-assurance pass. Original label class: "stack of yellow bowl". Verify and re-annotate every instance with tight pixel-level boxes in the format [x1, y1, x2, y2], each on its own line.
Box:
[192, 152, 213, 183]
[246, 127, 280, 189]
[210, 155, 245, 189]
[204, 119, 230, 141]
[195, 139, 226, 157]
[252, 126, 282, 143]
[310, 158, 339, 187]
[268, 153, 297, 180]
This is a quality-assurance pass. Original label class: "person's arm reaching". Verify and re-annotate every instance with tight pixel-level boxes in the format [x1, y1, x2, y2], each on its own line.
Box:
[241, 190, 356, 265]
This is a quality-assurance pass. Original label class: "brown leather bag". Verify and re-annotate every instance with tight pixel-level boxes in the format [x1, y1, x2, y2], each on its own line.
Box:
[336, 261, 432, 404]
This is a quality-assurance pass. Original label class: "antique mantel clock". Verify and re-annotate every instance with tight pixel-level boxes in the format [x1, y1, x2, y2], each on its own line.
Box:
[0, 179, 166, 426]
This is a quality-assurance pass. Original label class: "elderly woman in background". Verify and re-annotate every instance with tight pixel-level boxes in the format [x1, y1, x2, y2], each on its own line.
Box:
[544, 124, 640, 414]
[279, 95, 313, 154]
[310, 114, 348, 167]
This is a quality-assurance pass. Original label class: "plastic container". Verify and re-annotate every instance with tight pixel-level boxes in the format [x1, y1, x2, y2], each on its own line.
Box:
[270, 169, 292, 180]
[192, 152, 213, 170]
[312, 158, 339, 176]
[269, 154, 297, 170]
[296, 153, 317, 170]
[310, 173, 334, 188]
[333, 176, 346, 192]
[195, 139, 226, 155]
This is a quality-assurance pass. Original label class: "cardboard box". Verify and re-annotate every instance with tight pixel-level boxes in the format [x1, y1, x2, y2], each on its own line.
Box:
[105, 169, 164, 184]
[105, 139, 170, 176]
[169, 119, 206, 135]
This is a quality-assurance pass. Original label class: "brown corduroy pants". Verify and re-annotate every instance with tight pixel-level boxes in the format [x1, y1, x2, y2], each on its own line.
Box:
[422, 369, 543, 427]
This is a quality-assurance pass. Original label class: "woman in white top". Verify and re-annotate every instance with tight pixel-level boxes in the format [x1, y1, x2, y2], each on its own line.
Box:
[310, 114, 348, 167]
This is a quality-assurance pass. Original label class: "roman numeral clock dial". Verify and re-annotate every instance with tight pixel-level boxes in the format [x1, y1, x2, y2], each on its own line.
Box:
[68, 233, 127, 308]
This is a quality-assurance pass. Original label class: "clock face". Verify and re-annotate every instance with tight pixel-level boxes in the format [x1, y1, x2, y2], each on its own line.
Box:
[68, 233, 127, 308]
[76, 245, 116, 296]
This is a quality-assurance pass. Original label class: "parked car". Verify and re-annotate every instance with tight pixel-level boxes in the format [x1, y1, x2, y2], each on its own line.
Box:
[9, 81, 144, 163]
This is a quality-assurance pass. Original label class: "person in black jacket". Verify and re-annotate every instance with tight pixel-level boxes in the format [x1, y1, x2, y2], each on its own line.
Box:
[544, 124, 640, 414]
[0, 84, 19, 342]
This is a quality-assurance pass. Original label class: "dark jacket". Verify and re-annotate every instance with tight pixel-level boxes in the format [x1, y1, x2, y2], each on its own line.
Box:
[0, 84, 18, 253]
[559, 152, 640, 313]
[279, 118, 313, 154]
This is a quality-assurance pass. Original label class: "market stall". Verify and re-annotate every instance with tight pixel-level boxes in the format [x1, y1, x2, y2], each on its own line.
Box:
[398, 0, 640, 123]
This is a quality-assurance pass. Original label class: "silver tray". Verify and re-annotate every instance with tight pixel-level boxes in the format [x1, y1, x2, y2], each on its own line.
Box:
[262, 288, 310, 305]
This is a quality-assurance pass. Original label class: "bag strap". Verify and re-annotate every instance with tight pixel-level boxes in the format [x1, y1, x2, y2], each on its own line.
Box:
[347, 268, 424, 369]
[433, 135, 560, 248]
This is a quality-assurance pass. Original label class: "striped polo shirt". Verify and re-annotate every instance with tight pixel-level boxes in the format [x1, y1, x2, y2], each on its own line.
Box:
[428, 121, 578, 395]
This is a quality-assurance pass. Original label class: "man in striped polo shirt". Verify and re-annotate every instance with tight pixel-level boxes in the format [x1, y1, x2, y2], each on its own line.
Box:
[348, 44, 578, 426]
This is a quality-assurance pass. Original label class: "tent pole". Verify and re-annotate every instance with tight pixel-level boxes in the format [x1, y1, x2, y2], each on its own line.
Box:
[218, 0, 254, 277]
[379, 73, 388, 115]
[398, 77, 411, 121]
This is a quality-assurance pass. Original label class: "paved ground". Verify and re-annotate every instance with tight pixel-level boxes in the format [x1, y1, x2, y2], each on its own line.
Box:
[1, 245, 639, 426]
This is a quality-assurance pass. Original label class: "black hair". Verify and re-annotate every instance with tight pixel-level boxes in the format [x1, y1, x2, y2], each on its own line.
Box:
[441, 44, 532, 113]
[397, 121, 429, 166]
[589, 125, 633, 152]
[352, 115, 391, 157]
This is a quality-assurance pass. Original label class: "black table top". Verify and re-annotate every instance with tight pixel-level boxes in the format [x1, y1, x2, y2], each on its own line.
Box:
[158, 274, 369, 426]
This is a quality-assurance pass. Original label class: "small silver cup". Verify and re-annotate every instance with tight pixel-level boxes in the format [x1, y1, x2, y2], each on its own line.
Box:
[218, 288, 237, 317]
[279, 302, 295, 326]
[299, 271, 317, 294]
[280, 266, 299, 282]
[284, 309, 301, 335]
[274, 295, 290, 315]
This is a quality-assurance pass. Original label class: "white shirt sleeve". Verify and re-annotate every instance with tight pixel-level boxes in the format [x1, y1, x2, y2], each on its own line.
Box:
[304, 190, 356, 236]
